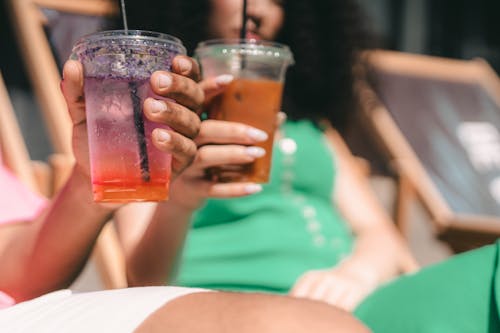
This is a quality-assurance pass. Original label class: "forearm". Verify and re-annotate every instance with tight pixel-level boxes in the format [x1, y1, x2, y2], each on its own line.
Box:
[339, 223, 406, 286]
[337, 184, 415, 285]
[327, 127, 413, 286]
[290, 221, 408, 312]
[1, 167, 114, 301]
[125, 197, 195, 286]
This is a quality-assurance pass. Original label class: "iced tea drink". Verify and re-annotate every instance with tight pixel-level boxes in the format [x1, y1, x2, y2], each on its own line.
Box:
[208, 78, 283, 182]
[196, 39, 293, 183]
[72, 30, 186, 202]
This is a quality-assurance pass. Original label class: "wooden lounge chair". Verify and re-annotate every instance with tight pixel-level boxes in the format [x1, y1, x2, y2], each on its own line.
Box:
[359, 50, 500, 253]
[0, 71, 51, 195]
[7, 0, 126, 289]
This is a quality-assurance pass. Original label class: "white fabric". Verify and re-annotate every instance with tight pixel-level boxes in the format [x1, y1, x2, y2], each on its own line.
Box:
[0, 286, 208, 332]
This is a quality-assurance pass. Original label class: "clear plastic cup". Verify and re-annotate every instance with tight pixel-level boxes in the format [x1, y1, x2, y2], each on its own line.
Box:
[195, 39, 294, 183]
[72, 30, 186, 202]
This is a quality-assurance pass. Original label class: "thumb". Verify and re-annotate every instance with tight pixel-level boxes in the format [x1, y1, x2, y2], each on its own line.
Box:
[61, 60, 85, 125]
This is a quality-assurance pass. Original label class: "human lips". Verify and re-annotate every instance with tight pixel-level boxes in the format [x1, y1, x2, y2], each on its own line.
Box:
[245, 31, 261, 41]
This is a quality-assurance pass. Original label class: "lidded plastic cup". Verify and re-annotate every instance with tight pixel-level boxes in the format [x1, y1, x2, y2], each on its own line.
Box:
[72, 30, 186, 202]
[194, 38, 294, 81]
[195, 39, 294, 183]
[72, 30, 186, 79]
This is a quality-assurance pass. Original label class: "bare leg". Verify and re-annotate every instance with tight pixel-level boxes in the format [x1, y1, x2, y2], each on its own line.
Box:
[134, 291, 370, 333]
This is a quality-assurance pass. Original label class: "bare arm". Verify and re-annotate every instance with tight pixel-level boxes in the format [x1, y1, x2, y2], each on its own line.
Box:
[117, 118, 269, 286]
[116, 73, 272, 286]
[115, 199, 194, 286]
[0, 60, 118, 301]
[291, 127, 416, 311]
[0, 166, 114, 302]
[329, 128, 413, 283]
[0, 55, 203, 302]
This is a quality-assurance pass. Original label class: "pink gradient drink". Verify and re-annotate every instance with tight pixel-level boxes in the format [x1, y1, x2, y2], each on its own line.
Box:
[72, 30, 186, 202]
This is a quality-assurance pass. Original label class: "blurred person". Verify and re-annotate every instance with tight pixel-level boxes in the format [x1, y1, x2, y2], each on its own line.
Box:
[0, 57, 369, 332]
[118, 0, 416, 312]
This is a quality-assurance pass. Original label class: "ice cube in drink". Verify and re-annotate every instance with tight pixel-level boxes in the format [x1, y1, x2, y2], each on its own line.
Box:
[73, 30, 186, 202]
[85, 76, 171, 202]
[208, 78, 284, 183]
[196, 39, 294, 183]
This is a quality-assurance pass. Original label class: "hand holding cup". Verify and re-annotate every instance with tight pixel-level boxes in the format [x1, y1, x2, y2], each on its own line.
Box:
[69, 30, 201, 202]
[195, 39, 294, 183]
[61, 52, 202, 201]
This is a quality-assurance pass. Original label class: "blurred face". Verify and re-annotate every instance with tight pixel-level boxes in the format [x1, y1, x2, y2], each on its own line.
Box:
[208, 0, 284, 41]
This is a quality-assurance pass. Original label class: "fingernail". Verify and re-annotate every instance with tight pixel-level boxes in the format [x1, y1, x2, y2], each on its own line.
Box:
[245, 146, 266, 158]
[277, 111, 287, 123]
[158, 74, 172, 89]
[245, 184, 262, 194]
[155, 130, 171, 143]
[150, 99, 168, 113]
[215, 74, 234, 85]
[247, 128, 268, 141]
[177, 57, 192, 73]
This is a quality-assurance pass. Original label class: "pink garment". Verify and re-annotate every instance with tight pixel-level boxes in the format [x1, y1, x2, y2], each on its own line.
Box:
[0, 164, 47, 309]
[0, 165, 46, 225]
[0, 292, 14, 309]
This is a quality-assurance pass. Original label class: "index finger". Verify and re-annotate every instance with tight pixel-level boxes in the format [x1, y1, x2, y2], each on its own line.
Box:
[150, 71, 204, 112]
[199, 74, 234, 105]
[171, 55, 201, 82]
[196, 120, 269, 146]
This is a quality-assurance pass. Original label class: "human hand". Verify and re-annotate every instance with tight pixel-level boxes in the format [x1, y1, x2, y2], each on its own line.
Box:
[60, 55, 202, 180]
[290, 264, 379, 312]
[167, 118, 268, 210]
[162, 74, 271, 210]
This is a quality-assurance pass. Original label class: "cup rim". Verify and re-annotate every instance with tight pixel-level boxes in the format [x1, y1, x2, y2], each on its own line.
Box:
[73, 29, 186, 54]
[195, 38, 294, 63]
[197, 38, 289, 49]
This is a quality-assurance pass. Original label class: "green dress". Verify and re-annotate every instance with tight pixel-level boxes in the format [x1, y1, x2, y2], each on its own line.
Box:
[355, 241, 500, 333]
[174, 120, 354, 293]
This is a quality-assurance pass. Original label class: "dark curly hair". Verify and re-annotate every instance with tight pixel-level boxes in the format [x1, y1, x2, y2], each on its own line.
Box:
[125, 0, 375, 130]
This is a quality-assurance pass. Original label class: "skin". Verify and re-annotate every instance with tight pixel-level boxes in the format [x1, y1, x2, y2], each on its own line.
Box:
[207, 0, 284, 40]
[0, 55, 203, 302]
[288, 128, 418, 310]
[115, 0, 289, 287]
[0, 55, 371, 332]
[117, 0, 415, 313]
[134, 292, 370, 333]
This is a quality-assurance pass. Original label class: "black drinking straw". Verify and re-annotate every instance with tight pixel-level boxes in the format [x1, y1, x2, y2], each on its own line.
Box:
[119, 0, 150, 181]
[240, 0, 248, 68]
[240, 0, 248, 39]
[129, 82, 151, 182]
